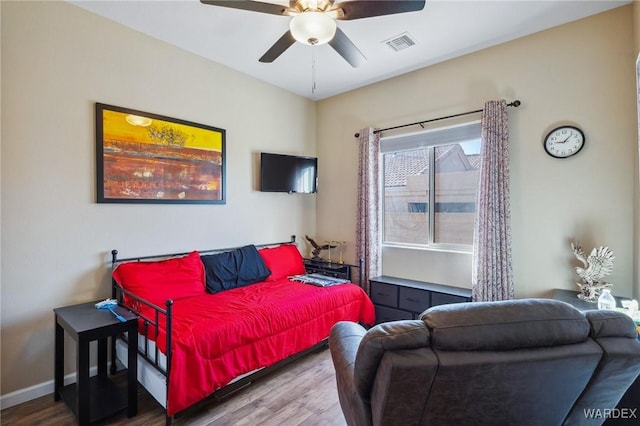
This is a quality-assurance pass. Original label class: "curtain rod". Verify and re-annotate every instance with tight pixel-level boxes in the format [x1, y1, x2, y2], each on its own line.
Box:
[353, 100, 521, 138]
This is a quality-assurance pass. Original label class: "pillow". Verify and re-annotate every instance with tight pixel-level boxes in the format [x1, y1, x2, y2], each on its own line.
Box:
[235, 244, 272, 286]
[201, 245, 271, 294]
[201, 250, 236, 294]
[258, 244, 306, 281]
[113, 251, 205, 307]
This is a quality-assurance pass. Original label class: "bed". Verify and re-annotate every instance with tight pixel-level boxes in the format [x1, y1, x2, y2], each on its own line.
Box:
[110, 237, 375, 423]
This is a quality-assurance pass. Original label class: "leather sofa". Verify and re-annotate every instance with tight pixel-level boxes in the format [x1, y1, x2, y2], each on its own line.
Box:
[329, 299, 640, 426]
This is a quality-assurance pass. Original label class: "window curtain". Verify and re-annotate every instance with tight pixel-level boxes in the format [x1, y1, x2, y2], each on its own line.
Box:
[356, 128, 382, 294]
[472, 100, 514, 301]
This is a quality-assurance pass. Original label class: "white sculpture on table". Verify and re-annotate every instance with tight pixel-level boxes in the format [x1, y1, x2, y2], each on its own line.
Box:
[571, 242, 615, 302]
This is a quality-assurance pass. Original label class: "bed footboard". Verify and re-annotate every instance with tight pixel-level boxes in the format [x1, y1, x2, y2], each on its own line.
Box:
[110, 250, 173, 418]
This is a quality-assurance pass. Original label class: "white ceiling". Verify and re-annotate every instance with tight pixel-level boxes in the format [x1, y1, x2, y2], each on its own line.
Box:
[69, 0, 630, 101]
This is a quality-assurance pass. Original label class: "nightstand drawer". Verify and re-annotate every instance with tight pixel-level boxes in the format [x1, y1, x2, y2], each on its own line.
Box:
[399, 287, 429, 313]
[370, 281, 398, 307]
[375, 305, 412, 323]
[431, 292, 470, 306]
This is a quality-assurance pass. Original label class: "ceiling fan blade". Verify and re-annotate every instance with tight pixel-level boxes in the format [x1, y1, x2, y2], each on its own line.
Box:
[336, 0, 425, 20]
[328, 27, 366, 68]
[200, 0, 287, 16]
[259, 30, 296, 63]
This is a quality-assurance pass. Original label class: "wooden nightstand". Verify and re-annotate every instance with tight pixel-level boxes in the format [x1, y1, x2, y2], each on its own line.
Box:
[54, 301, 138, 425]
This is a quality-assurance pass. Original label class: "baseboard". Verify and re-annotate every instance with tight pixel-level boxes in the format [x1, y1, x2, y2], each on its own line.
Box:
[1, 366, 98, 410]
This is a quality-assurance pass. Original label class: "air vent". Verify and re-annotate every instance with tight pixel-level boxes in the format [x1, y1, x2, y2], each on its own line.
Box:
[384, 32, 416, 52]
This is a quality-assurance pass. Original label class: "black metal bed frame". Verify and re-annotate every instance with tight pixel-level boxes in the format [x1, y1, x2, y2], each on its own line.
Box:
[109, 235, 361, 425]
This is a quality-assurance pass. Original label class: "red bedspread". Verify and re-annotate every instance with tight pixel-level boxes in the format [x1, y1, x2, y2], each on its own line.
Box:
[139, 278, 374, 415]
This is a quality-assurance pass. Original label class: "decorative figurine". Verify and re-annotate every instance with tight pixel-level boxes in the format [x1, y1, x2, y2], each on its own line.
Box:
[571, 242, 615, 302]
[305, 235, 336, 261]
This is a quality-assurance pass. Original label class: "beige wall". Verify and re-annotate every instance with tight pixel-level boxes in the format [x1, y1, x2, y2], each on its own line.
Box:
[1, 1, 316, 398]
[317, 6, 636, 298]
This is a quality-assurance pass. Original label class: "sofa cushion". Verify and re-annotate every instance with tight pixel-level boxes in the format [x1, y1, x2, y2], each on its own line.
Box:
[420, 299, 590, 351]
[113, 250, 205, 306]
[586, 310, 639, 339]
[258, 244, 306, 281]
[201, 245, 271, 294]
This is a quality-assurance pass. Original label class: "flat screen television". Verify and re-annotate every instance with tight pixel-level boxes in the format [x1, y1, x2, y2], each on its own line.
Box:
[260, 152, 318, 193]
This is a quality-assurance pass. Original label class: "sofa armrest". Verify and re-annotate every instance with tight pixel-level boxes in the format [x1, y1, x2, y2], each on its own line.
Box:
[330, 321, 366, 370]
[565, 310, 640, 425]
[329, 321, 371, 426]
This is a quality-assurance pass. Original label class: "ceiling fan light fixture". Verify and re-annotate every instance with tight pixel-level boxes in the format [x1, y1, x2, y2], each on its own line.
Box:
[289, 12, 336, 46]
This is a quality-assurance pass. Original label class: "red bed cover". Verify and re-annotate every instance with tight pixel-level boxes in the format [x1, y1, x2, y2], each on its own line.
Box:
[139, 277, 375, 415]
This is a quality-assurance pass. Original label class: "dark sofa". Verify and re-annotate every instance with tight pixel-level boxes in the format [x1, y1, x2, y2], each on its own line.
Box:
[329, 299, 640, 426]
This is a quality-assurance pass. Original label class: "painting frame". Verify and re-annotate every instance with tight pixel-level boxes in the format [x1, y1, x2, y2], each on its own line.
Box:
[95, 103, 226, 204]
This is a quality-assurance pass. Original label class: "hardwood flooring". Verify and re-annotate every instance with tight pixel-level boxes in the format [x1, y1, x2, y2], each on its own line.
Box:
[0, 347, 347, 426]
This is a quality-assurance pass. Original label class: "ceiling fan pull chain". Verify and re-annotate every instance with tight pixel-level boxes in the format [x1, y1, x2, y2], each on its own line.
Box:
[311, 46, 317, 94]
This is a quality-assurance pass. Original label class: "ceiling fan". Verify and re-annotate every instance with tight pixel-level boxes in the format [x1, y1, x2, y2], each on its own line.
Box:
[200, 0, 426, 67]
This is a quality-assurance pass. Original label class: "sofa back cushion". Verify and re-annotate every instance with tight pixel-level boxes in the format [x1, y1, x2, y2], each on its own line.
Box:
[258, 244, 306, 281]
[420, 299, 591, 351]
[113, 250, 205, 307]
[419, 340, 603, 426]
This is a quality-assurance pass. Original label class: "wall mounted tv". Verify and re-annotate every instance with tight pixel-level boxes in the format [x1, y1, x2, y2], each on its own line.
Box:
[260, 152, 318, 193]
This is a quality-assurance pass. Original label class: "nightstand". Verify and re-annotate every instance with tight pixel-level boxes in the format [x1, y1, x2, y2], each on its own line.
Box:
[54, 301, 138, 425]
[304, 258, 355, 281]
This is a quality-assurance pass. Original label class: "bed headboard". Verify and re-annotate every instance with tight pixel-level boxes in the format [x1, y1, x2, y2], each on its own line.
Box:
[111, 235, 296, 265]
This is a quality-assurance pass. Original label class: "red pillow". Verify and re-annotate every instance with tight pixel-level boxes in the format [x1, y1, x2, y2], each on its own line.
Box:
[113, 251, 205, 307]
[258, 244, 306, 281]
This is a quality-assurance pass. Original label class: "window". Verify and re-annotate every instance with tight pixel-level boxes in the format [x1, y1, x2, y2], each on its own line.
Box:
[382, 122, 481, 250]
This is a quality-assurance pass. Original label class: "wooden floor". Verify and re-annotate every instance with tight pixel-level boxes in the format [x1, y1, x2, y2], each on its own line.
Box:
[0, 347, 347, 426]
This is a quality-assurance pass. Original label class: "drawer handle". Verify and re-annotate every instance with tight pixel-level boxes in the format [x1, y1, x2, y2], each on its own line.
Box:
[406, 298, 420, 303]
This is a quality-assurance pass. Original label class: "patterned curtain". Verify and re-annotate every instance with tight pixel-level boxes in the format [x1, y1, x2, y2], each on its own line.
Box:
[472, 100, 514, 301]
[356, 128, 382, 294]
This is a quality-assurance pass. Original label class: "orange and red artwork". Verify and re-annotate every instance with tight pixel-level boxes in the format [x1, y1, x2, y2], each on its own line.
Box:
[96, 103, 225, 204]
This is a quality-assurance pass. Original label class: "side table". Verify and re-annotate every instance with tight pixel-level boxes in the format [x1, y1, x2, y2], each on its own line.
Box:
[552, 288, 628, 310]
[304, 258, 359, 282]
[54, 301, 138, 425]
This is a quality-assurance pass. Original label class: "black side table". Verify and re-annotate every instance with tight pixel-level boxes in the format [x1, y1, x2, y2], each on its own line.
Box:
[304, 258, 354, 281]
[552, 288, 628, 310]
[54, 301, 138, 425]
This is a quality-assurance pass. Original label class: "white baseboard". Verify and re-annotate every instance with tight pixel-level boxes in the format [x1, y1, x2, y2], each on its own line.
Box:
[1, 367, 99, 410]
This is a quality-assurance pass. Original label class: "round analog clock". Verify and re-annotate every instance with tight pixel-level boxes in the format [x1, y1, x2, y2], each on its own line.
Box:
[543, 125, 585, 158]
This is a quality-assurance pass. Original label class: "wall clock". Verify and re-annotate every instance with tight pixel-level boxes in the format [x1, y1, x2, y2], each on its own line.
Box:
[543, 125, 585, 158]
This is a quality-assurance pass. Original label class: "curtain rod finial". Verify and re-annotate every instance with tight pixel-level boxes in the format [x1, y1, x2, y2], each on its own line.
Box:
[354, 132, 360, 138]
[510, 100, 521, 107]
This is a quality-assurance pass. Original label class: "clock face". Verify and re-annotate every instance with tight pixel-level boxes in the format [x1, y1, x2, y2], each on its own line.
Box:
[544, 126, 585, 158]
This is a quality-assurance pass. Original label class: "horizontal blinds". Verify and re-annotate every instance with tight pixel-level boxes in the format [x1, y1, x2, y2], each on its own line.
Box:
[380, 121, 481, 153]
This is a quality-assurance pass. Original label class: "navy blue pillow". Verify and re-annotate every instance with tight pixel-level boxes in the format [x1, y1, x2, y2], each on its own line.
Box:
[201, 245, 271, 294]
[201, 250, 236, 294]
[235, 244, 271, 287]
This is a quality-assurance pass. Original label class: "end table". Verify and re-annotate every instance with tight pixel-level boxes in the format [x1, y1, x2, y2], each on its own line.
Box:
[54, 301, 138, 425]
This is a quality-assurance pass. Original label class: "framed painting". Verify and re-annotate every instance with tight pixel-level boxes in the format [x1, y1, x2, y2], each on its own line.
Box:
[96, 103, 226, 204]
